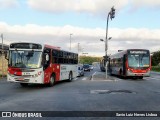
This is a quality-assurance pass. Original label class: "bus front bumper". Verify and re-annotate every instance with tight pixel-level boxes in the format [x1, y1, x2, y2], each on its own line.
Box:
[126, 70, 150, 77]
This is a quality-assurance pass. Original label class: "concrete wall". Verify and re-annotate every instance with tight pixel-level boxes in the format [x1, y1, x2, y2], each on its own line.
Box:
[0, 54, 8, 77]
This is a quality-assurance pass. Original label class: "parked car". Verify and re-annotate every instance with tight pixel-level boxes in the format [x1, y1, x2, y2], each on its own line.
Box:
[83, 64, 90, 71]
[89, 65, 94, 70]
[78, 66, 84, 76]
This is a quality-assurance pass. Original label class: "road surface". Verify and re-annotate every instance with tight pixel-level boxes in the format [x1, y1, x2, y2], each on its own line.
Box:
[0, 67, 160, 119]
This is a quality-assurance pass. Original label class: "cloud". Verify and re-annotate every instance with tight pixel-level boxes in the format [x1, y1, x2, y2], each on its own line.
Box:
[27, 0, 160, 16]
[27, 0, 128, 15]
[0, 22, 160, 56]
[130, 0, 160, 9]
[0, 0, 19, 8]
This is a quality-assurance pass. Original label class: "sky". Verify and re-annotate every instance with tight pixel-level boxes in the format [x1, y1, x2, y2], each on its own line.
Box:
[0, 0, 160, 56]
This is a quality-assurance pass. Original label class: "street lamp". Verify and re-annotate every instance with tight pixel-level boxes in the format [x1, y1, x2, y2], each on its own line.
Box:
[78, 43, 80, 64]
[105, 6, 115, 79]
[100, 37, 112, 54]
[100, 37, 112, 42]
[1, 34, 3, 78]
[70, 33, 73, 51]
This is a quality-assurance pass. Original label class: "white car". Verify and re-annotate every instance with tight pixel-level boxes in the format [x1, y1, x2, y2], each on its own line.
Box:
[78, 66, 84, 76]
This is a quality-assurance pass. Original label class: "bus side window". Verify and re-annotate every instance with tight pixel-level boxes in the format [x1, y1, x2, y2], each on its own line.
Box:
[52, 50, 59, 64]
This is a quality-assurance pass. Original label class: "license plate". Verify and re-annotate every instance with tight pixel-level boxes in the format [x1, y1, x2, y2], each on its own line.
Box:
[18, 78, 24, 80]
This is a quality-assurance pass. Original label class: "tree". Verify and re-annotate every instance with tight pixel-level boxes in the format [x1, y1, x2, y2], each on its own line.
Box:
[151, 51, 160, 66]
[79, 56, 102, 64]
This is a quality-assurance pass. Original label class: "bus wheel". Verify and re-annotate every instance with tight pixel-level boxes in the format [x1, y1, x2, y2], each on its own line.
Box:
[49, 75, 55, 87]
[139, 76, 143, 79]
[20, 83, 28, 87]
[68, 72, 73, 82]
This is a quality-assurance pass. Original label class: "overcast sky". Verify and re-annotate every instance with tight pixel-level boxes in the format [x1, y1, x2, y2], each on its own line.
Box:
[0, 0, 160, 56]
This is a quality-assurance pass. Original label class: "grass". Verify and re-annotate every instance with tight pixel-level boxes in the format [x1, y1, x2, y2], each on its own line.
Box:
[151, 66, 160, 72]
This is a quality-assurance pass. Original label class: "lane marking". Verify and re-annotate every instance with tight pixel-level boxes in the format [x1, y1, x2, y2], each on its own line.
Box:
[73, 78, 78, 81]
[91, 72, 97, 81]
[82, 77, 87, 81]
[91, 79, 119, 82]
[145, 77, 160, 80]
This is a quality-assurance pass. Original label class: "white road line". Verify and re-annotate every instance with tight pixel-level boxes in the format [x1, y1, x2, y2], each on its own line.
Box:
[146, 77, 159, 80]
[91, 79, 119, 82]
[82, 77, 87, 81]
[73, 78, 78, 81]
[91, 72, 97, 81]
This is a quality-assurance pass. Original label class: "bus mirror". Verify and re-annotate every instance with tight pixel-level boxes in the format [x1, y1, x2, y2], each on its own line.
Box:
[45, 54, 49, 61]
[5, 51, 9, 60]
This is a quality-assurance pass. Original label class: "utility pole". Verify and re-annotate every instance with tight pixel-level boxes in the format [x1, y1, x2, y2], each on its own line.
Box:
[78, 43, 80, 64]
[105, 6, 115, 79]
[1, 34, 3, 78]
[70, 33, 73, 51]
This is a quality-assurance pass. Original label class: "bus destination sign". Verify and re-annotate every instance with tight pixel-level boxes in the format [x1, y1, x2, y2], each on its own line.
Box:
[129, 51, 148, 54]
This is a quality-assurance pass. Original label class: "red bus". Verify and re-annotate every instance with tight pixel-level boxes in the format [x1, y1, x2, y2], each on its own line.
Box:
[7, 42, 78, 87]
[108, 49, 151, 79]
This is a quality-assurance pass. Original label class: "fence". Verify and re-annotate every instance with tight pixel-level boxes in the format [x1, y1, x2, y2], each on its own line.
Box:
[0, 53, 8, 79]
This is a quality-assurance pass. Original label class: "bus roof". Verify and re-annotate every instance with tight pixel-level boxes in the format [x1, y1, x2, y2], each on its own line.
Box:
[44, 44, 60, 50]
[9, 42, 61, 50]
[9, 42, 77, 54]
[110, 49, 150, 58]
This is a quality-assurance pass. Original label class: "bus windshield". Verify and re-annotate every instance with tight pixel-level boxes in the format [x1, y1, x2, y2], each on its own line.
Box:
[9, 50, 42, 68]
[128, 53, 150, 69]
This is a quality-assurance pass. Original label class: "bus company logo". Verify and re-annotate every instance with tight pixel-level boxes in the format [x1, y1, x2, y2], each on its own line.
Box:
[2, 112, 11, 117]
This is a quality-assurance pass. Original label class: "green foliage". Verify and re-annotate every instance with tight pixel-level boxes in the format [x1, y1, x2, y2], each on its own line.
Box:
[151, 66, 160, 72]
[151, 51, 160, 66]
[79, 56, 102, 64]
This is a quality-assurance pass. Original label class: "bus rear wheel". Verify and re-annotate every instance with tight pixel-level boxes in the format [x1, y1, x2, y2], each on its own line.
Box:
[20, 83, 28, 87]
[48, 75, 55, 87]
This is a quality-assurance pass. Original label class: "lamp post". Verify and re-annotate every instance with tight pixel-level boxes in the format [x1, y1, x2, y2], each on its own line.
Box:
[78, 43, 80, 64]
[70, 33, 73, 51]
[105, 6, 115, 79]
[100, 37, 112, 42]
[1, 34, 3, 78]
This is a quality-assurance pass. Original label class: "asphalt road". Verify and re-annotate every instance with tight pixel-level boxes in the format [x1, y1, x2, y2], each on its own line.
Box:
[0, 67, 160, 120]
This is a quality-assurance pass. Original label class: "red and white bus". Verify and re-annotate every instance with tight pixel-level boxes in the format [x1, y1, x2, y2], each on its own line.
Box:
[108, 49, 151, 79]
[7, 42, 78, 86]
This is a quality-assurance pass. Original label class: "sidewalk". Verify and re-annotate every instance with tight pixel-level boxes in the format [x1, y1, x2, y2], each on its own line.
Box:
[91, 71, 116, 81]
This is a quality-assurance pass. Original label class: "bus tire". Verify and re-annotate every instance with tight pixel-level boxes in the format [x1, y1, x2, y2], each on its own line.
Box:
[20, 83, 28, 87]
[48, 75, 55, 87]
[139, 76, 143, 79]
[68, 72, 73, 82]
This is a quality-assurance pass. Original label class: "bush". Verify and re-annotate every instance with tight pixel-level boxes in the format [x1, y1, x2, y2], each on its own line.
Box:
[151, 66, 160, 72]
